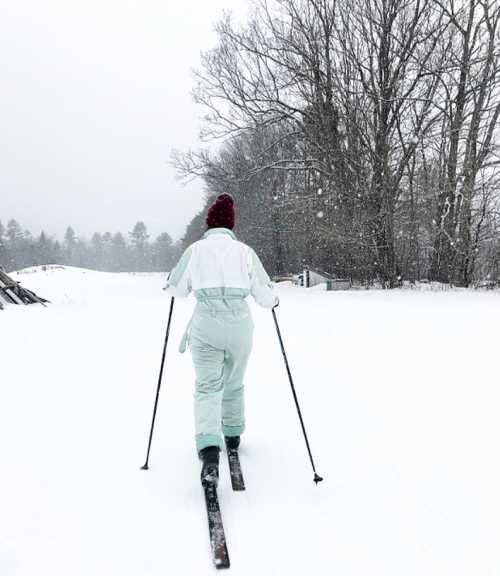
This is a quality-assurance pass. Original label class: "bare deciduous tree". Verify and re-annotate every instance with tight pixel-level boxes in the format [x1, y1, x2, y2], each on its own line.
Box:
[176, 0, 500, 287]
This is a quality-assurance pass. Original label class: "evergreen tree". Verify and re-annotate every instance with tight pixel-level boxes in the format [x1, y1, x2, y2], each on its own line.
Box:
[129, 221, 150, 271]
[53, 240, 63, 265]
[6, 219, 24, 270]
[23, 230, 36, 269]
[6, 219, 23, 247]
[152, 232, 174, 271]
[0, 219, 8, 269]
[110, 232, 128, 272]
[101, 232, 113, 271]
[37, 232, 52, 265]
[64, 226, 77, 265]
[90, 233, 103, 270]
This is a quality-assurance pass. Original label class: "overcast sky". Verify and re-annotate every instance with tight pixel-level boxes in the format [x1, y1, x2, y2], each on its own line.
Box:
[0, 0, 248, 242]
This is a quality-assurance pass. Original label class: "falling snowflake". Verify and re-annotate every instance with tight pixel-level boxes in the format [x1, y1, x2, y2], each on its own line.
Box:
[317, 188, 323, 195]
[317, 211, 324, 219]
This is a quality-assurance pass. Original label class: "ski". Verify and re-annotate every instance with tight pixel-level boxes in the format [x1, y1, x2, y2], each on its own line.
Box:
[203, 482, 230, 569]
[226, 448, 245, 491]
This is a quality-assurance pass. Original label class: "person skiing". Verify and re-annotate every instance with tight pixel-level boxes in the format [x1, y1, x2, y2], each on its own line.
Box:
[164, 193, 277, 486]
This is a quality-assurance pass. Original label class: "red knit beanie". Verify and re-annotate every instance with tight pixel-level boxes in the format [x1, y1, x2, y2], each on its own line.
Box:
[206, 193, 235, 230]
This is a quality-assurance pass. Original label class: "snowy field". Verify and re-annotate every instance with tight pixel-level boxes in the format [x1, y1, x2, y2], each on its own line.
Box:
[1, 266, 499, 576]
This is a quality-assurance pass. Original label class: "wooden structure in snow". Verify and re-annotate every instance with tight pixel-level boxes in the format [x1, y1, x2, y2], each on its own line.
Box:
[0, 269, 49, 310]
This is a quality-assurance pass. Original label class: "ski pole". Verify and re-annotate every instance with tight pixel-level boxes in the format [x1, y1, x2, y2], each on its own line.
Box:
[141, 296, 175, 470]
[272, 307, 323, 484]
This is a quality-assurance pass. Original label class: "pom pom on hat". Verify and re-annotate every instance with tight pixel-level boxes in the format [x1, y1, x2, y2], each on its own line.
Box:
[206, 193, 235, 230]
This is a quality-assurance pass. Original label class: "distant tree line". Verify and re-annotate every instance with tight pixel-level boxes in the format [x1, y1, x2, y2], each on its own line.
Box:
[0, 219, 180, 273]
[176, 0, 500, 287]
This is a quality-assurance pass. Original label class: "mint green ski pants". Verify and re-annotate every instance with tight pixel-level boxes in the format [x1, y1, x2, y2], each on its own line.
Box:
[188, 301, 254, 453]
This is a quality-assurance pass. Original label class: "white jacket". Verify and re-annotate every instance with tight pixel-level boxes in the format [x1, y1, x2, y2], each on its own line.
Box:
[165, 228, 276, 309]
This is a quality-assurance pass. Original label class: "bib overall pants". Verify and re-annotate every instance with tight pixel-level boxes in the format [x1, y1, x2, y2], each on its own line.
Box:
[185, 297, 253, 453]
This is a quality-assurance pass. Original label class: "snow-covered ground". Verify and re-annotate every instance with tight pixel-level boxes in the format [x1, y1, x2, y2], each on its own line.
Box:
[1, 266, 499, 575]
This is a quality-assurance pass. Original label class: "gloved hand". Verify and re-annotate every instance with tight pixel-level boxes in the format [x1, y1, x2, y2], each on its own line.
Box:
[162, 272, 172, 291]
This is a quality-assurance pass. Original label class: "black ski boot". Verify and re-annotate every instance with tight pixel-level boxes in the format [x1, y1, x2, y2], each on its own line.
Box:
[200, 446, 220, 487]
[225, 435, 240, 450]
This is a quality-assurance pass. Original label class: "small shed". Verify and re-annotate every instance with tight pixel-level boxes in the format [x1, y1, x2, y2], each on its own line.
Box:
[294, 269, 351, 290]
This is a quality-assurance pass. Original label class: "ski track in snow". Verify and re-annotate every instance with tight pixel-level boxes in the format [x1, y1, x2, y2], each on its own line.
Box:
[1, 267, 500, 575]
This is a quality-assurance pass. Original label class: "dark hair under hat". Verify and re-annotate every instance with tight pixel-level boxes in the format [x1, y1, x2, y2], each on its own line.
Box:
[206, 193, 235, 230]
